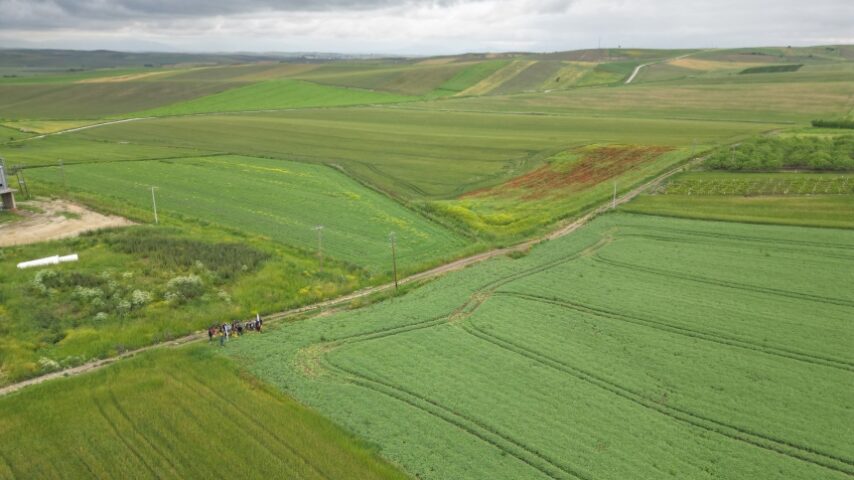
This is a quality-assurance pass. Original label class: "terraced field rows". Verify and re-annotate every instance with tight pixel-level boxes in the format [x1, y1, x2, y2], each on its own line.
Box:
[230, 213, 854, 480]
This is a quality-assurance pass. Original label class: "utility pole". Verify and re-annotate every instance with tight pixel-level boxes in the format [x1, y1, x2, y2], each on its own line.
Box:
[389, 232, 398, 291]
[59, 160, 66, 192]
[313, 225, 324, 272]
[150, 186, 159, 224]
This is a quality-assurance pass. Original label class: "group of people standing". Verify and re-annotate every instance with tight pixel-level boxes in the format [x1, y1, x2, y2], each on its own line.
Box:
[209, 314, 263, 346]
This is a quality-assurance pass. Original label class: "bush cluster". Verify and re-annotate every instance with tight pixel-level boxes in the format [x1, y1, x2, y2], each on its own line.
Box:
[811, 119, 854, 130]
[103, 229, 269, 280]
[704, 136, 854, 171]
[739, 64, 802, 74]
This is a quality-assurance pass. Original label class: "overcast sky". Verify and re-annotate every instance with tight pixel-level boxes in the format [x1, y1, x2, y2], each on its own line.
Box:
[0, 0, 851, 54]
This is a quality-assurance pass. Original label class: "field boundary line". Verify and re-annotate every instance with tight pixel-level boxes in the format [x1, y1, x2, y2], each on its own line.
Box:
[462, 322, 854, 476]
[0, 153, 695, 398]
[496, 291, 854, 372]
[593, 254, 854, 308]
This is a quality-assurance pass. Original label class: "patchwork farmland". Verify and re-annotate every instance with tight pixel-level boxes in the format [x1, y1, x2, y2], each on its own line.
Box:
[0, 44, 852, 480]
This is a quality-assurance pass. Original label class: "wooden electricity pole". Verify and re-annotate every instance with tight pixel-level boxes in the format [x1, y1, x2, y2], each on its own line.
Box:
[313, 225, 324, 272]
[59, 160, 66, 192]
[390, 232, 398, 291]
[150, 186, 159, 224]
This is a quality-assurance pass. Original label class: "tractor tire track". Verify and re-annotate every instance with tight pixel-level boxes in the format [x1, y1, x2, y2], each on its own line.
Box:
[303, 236, 614, 479]
[166, 375, 307, 480]
[107, 389, 183, 479]
[323, 358, 588, 480]
[619, 233, 854, 263]
[496, 291, 854, 372]
[181, 373, 331, 480]
[626, 225, 854, 252]
[461, 321, 854, 477]
[92, 394, 161, 479]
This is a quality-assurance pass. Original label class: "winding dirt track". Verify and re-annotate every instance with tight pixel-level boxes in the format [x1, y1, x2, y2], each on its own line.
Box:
[0, 157, 698, 397]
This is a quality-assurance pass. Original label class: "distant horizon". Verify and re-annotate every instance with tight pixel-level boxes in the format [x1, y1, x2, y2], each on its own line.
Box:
[2, 44, 852, 60]
[1, 0, 851, 56]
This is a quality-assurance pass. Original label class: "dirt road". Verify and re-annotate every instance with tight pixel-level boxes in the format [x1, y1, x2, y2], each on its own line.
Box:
[625, 53, 696, 84]
[0, 199, 133, 247]
[0, 158, 696, 397]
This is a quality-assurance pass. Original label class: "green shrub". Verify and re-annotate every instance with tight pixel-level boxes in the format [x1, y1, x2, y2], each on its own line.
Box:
[811, 119, 854, 129]
[739, 64, 802, 74]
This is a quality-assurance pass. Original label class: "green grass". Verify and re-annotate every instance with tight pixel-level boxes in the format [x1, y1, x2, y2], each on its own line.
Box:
[0, 210, 21, 224]
[64, 108, 775, 199]
[138, 79, 416, 116]
[4, 135, 218, 168]
[0, 346, 408, 480]
[0, 124, 34, 142]
[0, 224, 372, 385]
[228, 212, 854, 479]
[25, 155, 469, 273]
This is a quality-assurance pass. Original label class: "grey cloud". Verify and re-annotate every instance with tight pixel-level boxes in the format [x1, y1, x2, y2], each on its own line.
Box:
[0, 0, 471, 28]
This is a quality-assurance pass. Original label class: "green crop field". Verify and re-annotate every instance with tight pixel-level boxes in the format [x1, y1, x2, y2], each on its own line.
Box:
[3, 135, 218, 168]
[228, 213, 854, 480]
[137, 79, 416, 116]
[0, 346, 408, 480]
[4, 44, 854, 480]
[294, 61, 472, 96]
[418, 68, 854, 123]
[51, 107, 774, 199]
[0, 81, 245, 120]
[25, 155, 469, 273]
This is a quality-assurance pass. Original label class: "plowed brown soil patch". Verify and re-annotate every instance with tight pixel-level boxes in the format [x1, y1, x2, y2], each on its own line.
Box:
[465, 145, 672, 200]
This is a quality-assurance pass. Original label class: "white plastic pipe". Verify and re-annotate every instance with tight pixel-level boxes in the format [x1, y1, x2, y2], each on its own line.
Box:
[17, 254, 79, 269]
